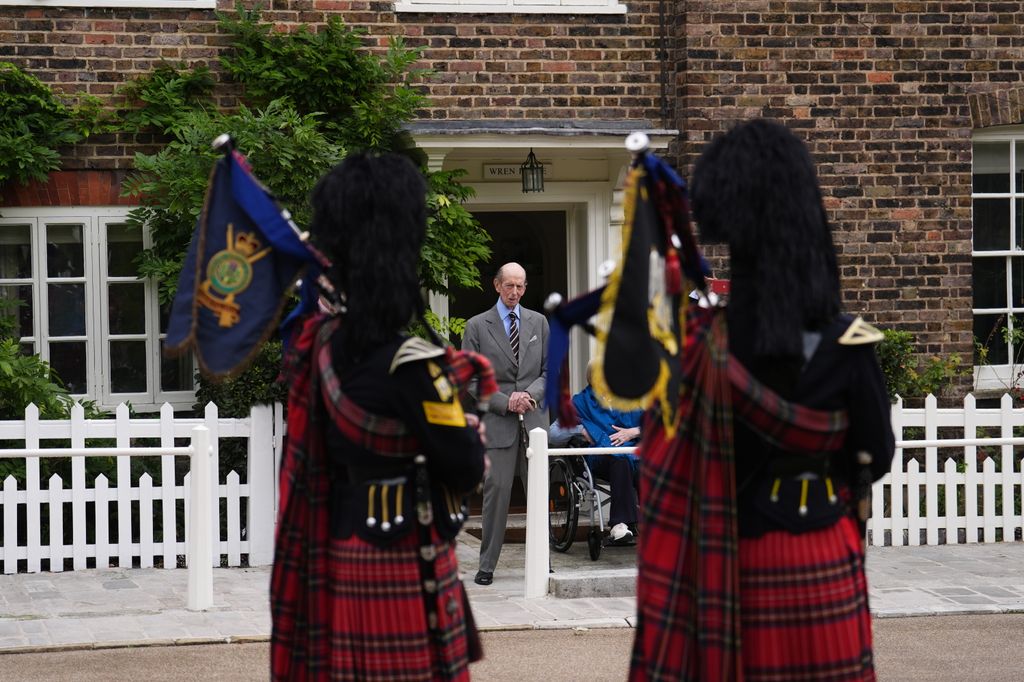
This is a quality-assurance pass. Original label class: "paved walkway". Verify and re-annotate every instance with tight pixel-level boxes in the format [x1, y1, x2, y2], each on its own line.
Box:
[2, 538, 1024, 653]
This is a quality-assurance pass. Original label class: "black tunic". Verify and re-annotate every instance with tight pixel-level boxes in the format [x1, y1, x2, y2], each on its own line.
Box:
[728, 298, 895, 538]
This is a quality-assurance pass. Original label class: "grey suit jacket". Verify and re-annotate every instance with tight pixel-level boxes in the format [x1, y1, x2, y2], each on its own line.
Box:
[461, 304, 549, 450]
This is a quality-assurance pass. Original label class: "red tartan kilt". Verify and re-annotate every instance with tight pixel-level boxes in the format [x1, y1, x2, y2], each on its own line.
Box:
[738, 515, 875, 682]
[273, 529, 476, 682]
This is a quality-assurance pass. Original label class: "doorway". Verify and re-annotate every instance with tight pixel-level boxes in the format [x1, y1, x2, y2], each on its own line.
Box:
[448, 210, 568, 332]
[451, 209, 568, 530]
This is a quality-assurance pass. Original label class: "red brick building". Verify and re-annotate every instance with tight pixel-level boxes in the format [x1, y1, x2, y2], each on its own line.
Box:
[0, 2, 1021, 407]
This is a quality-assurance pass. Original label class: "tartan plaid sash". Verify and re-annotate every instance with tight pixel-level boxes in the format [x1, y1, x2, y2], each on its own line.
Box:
[271, 314, 497, 680]
[632, 306, 849, 682]
[315, 318, 420, 457]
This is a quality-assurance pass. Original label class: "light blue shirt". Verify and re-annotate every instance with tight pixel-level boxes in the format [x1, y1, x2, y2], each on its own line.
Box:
[495, 298, 522, 338]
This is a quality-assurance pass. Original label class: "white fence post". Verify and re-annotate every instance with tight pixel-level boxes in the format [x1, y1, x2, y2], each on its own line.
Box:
[115, 403, 132, 569]
[3, 476, 16, 574]
[524, 427, 550, 599]
[1000, 394, 1016, 541]
[70, 403, 87, 570]
[187, 425, 214, 611]
[204, 403, 221, 568]
[25, 403, 41, 573]
[964, 394, 980, 543]
[247, 404, 275, 566]
[159, 403, 178, 569]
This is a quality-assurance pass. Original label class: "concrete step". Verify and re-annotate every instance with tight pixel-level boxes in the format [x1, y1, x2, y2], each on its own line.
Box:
[549, 568, 638, 599]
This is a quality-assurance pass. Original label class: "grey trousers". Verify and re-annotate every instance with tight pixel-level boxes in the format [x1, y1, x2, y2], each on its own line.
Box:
[477, 439, 529, 574]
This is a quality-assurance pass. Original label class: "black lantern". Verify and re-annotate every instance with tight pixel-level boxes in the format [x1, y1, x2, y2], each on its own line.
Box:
[520, 148, 544, 193]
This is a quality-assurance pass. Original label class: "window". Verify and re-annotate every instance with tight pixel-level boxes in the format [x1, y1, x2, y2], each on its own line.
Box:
[973, 131, 1024, 392]
[394, 0, 625, 13]
[0, 208, 195, 412]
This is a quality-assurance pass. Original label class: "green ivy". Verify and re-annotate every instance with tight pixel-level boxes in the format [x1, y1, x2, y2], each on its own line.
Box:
[193, 340, 286, 417]
[877, 328, 965, 402]
[122, 100, 343, 305]
[0, 63, 82, 186]
[218, 5, 426, 152]
[117, 62, 214, 134]
[423, 169, 492, 298]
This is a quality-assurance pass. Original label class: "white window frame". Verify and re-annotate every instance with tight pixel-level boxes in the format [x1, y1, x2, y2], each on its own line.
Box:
[0, 207, 196, 412]
[0, 0, 213, 7]
[394, 0, 626, 13]
[972, 127, 1024, 393]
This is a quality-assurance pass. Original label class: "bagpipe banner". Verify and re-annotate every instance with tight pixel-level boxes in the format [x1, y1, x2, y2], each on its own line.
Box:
[544, 144, 709, 429]
[164, 146, 319, 379]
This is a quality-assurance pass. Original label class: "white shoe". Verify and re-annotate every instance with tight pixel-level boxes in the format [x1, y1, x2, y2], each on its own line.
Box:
[609, 523, 633, 542]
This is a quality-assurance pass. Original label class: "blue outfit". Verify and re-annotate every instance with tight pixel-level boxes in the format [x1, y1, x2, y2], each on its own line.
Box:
[549, 385, 643, 527]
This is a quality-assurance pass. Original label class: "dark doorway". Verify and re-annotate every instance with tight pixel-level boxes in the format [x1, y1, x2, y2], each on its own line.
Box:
[449, 210, 568, 333]
[453, 210, 568, 527]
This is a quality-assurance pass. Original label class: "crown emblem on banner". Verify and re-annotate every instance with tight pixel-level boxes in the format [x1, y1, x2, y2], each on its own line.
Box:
[234, 231, 262, 257]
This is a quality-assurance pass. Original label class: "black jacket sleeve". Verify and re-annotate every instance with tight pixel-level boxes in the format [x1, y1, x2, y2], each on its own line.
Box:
[845, 343, 896, 482]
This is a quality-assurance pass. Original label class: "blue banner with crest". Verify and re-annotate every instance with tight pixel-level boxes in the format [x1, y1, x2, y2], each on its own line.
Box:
[164, 149, 317, 379]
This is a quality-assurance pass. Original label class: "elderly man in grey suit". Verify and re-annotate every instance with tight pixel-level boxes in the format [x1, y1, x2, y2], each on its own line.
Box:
[462, 262, 548, 585]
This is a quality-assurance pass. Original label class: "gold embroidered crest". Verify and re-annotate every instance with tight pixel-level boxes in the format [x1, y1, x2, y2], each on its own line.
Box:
[197, 224, 271, 328]
[422, 400, 466, 427]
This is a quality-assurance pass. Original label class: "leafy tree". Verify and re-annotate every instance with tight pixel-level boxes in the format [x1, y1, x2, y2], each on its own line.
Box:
[117, 62, 215, 135]
[218, 6, 425, 152]
[118, 7, 491, 417]
[122, 99, 342, 304]
[215, 5, 490, 300]
[0, 62, 93, 187]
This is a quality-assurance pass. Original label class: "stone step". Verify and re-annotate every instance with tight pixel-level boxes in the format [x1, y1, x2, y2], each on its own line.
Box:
[549, 568, 638, 599]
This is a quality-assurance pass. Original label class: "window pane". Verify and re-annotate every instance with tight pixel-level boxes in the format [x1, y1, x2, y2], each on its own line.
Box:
[974, 257, 1006, 309]
[110, 340, 147, 393]
[49, 341, 87, 394]
[0, 225, 32, 279]
[107, 224, 141, 278]
[1015, 259, 1024, 309]
[1017, 142, 1024, 193]
[1018, 198, 1024, 250]
[46, 225, 85, 278]
[20, 342, 34, 356]
[161, 352, 193, 392]
[108, 282, 145, 334]
[975, 142, 1010, 193]
[48, 283, 86, 336]
[974, 198, 1011, 251]
[0, 285, 32, 338]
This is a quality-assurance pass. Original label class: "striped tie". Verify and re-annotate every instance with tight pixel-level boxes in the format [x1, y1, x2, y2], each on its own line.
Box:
[508, 311, 519, 363]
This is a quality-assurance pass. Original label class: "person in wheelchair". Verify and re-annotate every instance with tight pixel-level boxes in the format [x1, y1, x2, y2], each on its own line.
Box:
[549, 363, 642, 546]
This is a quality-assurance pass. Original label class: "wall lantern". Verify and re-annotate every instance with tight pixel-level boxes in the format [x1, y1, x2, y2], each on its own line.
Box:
[520, 148, 545, 193]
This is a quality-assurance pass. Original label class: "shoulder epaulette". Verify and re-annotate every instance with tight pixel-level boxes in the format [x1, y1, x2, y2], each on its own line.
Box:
[838, 316, 884, 346]
[389, 336, 446, 374]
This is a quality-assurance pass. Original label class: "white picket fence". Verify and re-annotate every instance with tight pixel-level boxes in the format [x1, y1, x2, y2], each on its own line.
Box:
[869, 393, 1024, 547]
[7, 393, 1024, 582]
[523, 393, 1024, 597]
[0, 401, 283, 575]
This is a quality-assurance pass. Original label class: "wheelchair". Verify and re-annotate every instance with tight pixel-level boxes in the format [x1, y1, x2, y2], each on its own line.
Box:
[548, 437, 614, 561]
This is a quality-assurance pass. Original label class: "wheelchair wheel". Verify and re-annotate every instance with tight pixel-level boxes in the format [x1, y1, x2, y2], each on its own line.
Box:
[587, 528, 602, 561]
[549, 457, 578, 552]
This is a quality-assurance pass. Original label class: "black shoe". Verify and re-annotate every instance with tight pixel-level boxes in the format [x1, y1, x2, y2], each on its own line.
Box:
[474, 571, 493, 586]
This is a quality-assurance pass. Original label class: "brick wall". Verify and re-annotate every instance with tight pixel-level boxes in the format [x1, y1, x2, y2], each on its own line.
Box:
[676, 2, 1024, 364]
[0, 0, 668, 170]
[10, 0, 1024, 366]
